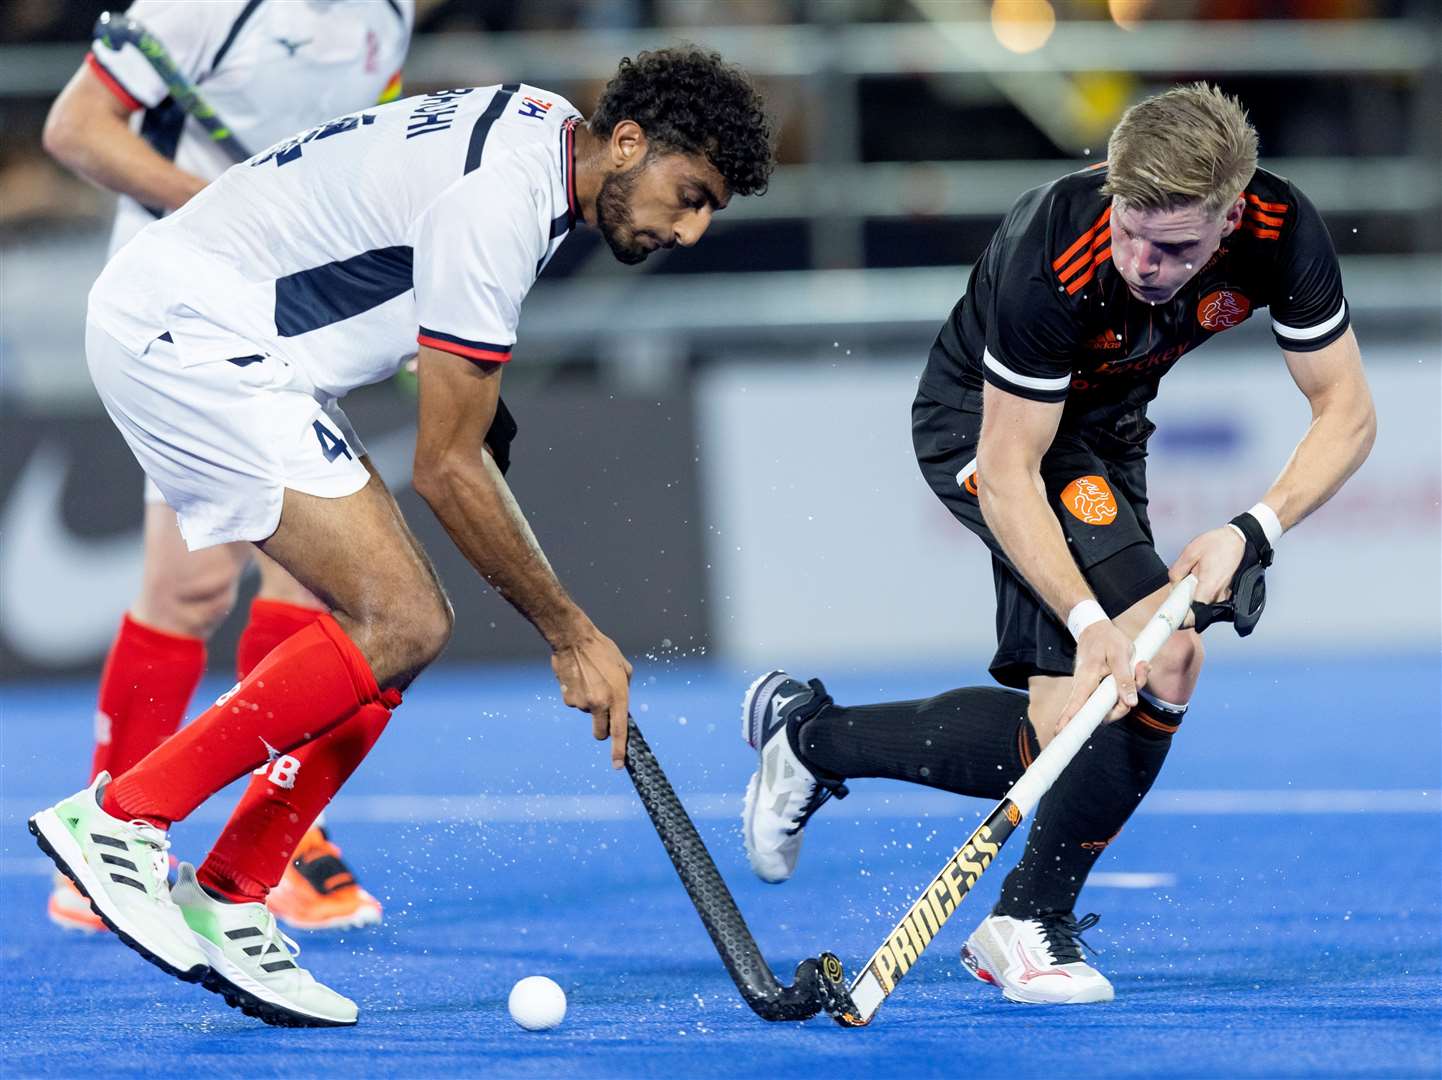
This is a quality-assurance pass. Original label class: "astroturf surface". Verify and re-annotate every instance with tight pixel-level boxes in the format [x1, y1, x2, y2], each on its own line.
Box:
[3, 655, 1438, 1077]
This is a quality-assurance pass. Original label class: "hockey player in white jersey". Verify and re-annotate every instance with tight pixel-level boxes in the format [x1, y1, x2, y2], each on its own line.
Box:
[30, 48, 774, 1027]
[42, 0, 410, 935]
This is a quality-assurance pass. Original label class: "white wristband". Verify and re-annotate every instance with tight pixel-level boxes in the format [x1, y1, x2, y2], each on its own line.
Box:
[1066, 599, 1107, 642]
[1246, 502, 1284, 548]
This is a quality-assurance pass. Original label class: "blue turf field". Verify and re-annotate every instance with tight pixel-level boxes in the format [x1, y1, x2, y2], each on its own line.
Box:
[2, 656, 1439, 1078]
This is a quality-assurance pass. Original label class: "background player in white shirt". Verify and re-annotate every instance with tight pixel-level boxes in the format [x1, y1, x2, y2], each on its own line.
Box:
[30, 48, 775, 1028]
[42, 0, 412, 936]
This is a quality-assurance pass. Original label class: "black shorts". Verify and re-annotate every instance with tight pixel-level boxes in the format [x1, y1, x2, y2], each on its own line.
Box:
[911, 388, 1170, 689]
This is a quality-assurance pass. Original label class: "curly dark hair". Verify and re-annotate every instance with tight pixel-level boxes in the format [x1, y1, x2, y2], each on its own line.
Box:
[590, 47, 775, 198]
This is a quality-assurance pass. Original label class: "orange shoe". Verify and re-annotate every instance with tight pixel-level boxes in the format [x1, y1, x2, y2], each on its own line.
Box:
[266, 825, 382, 932]
[47, 872, 107, 933]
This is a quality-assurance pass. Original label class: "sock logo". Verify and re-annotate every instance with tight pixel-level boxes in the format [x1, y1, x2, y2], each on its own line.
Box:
[94, 709, 112, 745]
[253, 738, 302, 789]
[216, 682, 241, 708]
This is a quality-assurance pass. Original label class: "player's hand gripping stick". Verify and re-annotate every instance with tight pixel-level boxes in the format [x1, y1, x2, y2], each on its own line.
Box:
[819, 574, 1198, 1026]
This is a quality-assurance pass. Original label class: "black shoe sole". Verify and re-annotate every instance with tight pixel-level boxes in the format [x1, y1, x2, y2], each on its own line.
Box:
[198, 968, 357, 1028]
[28, 817, 208, 985]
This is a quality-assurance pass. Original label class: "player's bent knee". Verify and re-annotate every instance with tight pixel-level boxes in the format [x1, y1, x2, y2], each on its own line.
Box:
[1147, 629, 1204, 701]
[138, 564, 243, 639]
[378, 592, 454, 679]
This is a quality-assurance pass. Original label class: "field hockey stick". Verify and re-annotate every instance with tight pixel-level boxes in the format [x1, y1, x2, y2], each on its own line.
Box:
[624, 717, 826, 1021]
[816, 574, 1198, 1026]
[93, 11, 251, 161]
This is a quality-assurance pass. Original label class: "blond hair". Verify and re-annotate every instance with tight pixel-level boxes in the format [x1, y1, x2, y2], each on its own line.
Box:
[1102, 82, 1258, 218]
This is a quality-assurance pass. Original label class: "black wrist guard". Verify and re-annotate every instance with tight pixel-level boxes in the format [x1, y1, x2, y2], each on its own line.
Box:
[1190, 512, 1274, 637]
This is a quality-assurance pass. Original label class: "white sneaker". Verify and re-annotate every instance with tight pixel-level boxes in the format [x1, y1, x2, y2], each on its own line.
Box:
[28, 773, 208, 981]
[171, 863, 358, 1027]
[961, 912, 1115, 1004]
[740, 670, 848, 883]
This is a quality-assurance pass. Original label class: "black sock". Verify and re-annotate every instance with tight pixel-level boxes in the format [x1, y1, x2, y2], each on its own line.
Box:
[794, 686, 1040, 801]
[994, 694, 1186, 918]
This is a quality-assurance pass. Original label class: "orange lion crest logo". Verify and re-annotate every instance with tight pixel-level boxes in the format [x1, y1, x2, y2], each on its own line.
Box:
[1197, 289, 1251, 331]
[1061, 475, 1118, 526]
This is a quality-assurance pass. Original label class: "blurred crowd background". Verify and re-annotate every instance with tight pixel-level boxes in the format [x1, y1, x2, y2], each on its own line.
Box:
[1, 1, 1438, 681]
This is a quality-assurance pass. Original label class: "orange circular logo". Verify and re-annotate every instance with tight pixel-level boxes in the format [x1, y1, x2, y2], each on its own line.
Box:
[1197, 289, 1251, 331]
[1061, 475, 1118, 526]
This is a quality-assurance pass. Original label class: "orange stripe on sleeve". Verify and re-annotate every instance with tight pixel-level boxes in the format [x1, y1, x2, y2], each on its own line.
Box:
[1245, 193, 1289, 214]
[1065, 247, 1112, 295]
[1052, 207, 1113, 272]
[1246, 209, 1286, 227]
[1058, 227, 1111, 284]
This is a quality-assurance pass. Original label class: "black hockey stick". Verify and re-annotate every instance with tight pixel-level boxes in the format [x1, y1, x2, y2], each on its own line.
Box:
[93, 11, 251, 161]
[623, 718, 836, 1021]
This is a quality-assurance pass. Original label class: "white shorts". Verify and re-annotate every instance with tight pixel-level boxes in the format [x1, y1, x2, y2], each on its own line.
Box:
[88, 321, 369, 550]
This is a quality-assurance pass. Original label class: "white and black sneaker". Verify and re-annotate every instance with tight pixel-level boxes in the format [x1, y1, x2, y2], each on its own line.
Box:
[172, 863, 358, 1027]
[740, 670, 848, 883]
[961, 912, 1114, 1004]
[28, 773, 208, 982]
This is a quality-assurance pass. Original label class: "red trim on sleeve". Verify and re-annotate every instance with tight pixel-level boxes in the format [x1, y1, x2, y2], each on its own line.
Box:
[86, 53, 143, 112]
[417, 334, 512, 362]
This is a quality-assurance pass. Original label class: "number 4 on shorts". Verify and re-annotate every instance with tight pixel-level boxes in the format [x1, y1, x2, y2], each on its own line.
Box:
[312, 420, 353, 462]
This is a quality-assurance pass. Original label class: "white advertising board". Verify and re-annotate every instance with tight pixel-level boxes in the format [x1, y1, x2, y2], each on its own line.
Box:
[697, 344, 1440, 667]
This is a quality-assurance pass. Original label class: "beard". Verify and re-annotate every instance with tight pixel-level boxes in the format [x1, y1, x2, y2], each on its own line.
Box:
[594, 163, 661, 265]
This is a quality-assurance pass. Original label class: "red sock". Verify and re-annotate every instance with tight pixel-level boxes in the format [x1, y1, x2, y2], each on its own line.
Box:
[103, 614, 380, 829]
[236, 597, 323, 681]
[198, 688, 401, 902]
[92, 615, 205, 781]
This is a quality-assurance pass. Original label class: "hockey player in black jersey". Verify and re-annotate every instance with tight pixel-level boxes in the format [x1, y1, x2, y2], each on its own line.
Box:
[741, 83, 1375, 1004]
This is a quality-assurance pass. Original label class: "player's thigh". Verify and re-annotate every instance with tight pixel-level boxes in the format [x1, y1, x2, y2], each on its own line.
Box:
[255, 464, 451, 680]
[134, 500, 250, 636]
[1026, 674, 1073, 749]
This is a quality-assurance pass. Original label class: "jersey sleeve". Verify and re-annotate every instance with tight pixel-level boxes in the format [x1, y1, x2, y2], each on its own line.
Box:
[1266, 185, 1350, 352]
[981, 215, 1084, 404]
[413, 164, 547, 364]
[87, 0, 230, 111]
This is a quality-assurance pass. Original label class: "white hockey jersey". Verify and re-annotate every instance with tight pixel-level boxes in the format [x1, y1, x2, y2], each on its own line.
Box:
[87, 0, 411, 254]
[90, 85, 582, 399]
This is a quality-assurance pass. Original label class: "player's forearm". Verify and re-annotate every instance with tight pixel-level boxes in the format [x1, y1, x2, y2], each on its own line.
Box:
[979, 469, 1094, 623]
[1261, 388, 1376, 532]
[44, 110, 206, 212]
[414, 449, 592, 648]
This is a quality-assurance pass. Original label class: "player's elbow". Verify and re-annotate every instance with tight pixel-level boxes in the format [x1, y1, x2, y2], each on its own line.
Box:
[412, 447, 475, 510]
[411, 453, 456, 509]
[1354, 397, 1378, 463]
[41, 103, 86, 169]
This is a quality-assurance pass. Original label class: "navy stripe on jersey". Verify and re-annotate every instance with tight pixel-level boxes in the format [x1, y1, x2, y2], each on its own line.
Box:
[208, 0, 265, 77]
[417, 327, 513, 362]
[384, 0, 404, 20]
[275, 246, 414, 338]
[464, 83, 520, 174]
[138, 101, 188, 218]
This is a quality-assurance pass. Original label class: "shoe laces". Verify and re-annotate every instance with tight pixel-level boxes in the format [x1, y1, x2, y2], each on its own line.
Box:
[258, 907, 304, 965]
[124, 821, 172, 891]
[1036, 911, 1102, 965]
[786, 774, 849, 836]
